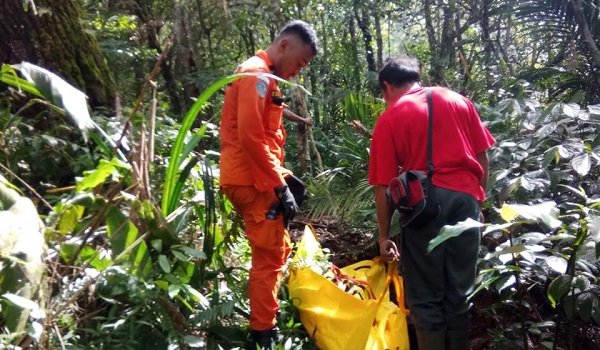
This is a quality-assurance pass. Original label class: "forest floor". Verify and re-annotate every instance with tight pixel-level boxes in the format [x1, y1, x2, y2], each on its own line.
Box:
[288, 217, 600, 350]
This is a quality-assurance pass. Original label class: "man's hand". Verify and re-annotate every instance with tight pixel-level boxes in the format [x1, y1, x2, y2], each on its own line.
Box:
[274, 185, 299, 223]
[379, 239, 400, 261]
[302, 116, 313, 126]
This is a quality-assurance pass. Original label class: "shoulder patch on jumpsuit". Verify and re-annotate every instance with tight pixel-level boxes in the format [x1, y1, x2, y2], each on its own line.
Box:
[256, 80, 268, 98]
[256, 73, 271, 99]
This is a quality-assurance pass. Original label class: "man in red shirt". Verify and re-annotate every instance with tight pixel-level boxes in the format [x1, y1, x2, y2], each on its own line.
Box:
[219, 20, 317, 349]
[369, 56, 495, 350]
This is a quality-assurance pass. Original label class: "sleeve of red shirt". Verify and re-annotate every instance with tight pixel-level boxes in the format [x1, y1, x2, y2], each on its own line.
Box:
[237, 76, 286, 192]
[368, 113, 400, 186]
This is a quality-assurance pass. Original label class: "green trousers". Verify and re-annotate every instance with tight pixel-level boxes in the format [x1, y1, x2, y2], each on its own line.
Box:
[401, 186, 480, 332]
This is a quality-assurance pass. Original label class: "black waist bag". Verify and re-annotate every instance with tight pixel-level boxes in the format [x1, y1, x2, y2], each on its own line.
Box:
[387, 170, 440, 229]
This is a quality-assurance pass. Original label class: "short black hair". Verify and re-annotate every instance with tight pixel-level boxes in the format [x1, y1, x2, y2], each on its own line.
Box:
[378, 56, 420, 88]
[277, 20, 319, 56]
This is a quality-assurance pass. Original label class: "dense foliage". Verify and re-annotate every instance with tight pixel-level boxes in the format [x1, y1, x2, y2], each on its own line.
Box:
[1, 0, 600, 349]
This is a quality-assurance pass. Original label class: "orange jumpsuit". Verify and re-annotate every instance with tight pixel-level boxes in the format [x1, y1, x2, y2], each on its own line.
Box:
[219, 50, 292, 331]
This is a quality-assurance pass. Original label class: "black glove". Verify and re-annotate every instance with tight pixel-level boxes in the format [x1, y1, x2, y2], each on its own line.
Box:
[285, 174, 307, 207]
[274, 184, 299, 223]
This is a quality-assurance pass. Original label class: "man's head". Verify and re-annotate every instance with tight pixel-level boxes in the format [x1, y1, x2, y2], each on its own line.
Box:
[378, 56, 420, 104]
[267, 20, 318, 80]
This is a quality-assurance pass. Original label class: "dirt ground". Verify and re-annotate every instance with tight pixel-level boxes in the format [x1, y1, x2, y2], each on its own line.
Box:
[289, 217, 600, 350]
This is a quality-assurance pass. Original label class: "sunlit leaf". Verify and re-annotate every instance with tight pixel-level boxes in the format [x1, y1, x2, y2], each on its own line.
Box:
[499, 202, 562, 229]
[494, 169, 511, 181]
[168, 284, 181, 299]
[57, 205, 83, 234]
[481, 222, 513, 236]
[183, 335, 205, 348]
[557, 145, 570, 158]
[494, 275, 516, 293]
[534, 122, 557, 139]
[587, 216, 600, 243]
[493, 244, 528, 257]
[571, 153, 591, 176]
[181, 285, 209, 307]
[2, 293, 39, 311]
[427, 218, 483, 253]
[13, 62, 95, 141]
[154, 280, 168, 291]
[77, 158, 131, 191]
[588, 104, 600, 116]
[559, 184, 587, 201]
[544, 256, 568, 274]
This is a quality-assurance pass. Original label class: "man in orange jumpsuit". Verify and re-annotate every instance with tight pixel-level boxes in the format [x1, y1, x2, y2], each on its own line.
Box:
[219, 20, 318, 349]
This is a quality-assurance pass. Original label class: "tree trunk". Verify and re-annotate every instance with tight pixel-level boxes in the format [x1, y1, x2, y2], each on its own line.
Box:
[354, 1, 377, 74]
[0, 0, 116, 107]
[132, 0, 184, 115]
[423, 0, 440, 82]
[174, 1, 202, 102]
[435, 0, 457, 85]
[291, 87, 311, 174]
[480, 0, 495, 97]
[373, 2, 384, 70]
[348, 17, 362, 87]
[570, 0, 600, 68]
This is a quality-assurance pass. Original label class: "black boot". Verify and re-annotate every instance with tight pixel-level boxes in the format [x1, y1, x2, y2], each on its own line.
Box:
[245, 327, 283, 350]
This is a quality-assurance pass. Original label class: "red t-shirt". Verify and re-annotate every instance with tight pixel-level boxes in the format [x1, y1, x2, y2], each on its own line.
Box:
[368, 86, 495, 201]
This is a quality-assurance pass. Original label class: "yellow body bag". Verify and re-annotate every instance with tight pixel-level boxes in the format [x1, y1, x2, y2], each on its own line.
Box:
[287, 225, 410, 350]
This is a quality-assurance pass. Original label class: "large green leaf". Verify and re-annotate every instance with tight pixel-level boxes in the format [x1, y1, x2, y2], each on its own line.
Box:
[576, 292, 596, 321]
[427, 218, 484, 253]
[571, 153, 591, 176]
[158, 255, 171, 273]
[76, 158, 131, 192]
[12, 62, 95, 141]
[2, 293, 40, 313]
[59, 244, 111, 271]
[0, 64, 43, 98]
[105, 205, 151, 278]
[492, 244, 528, 257]
[547, 275, 573, 308]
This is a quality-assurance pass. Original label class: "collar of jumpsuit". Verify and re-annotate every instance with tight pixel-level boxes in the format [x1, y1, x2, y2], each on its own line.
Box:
[255, 49, 276, 74]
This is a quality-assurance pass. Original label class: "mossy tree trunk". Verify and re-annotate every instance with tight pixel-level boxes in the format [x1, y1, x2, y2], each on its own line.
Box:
[0, 0, 116, 107]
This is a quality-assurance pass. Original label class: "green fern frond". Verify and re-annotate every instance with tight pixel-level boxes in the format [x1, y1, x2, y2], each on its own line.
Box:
[194, 300, 238, 325]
